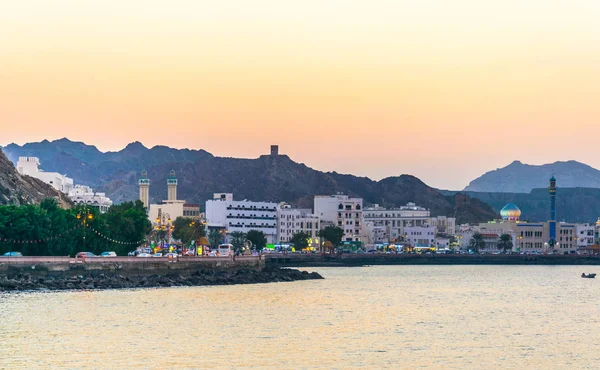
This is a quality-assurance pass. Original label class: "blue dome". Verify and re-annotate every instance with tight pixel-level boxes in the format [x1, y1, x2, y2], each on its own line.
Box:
[500, 203, 521, 221]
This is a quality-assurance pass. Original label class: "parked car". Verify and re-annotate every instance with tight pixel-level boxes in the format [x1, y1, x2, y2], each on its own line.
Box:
[75, 252, 97, 258]
[3, 252, 23, 257]
[165, 252, 179, 258]
[100, 251, 117, 257]
[152, 253, 163, 257]
[137, 253, 152, 257]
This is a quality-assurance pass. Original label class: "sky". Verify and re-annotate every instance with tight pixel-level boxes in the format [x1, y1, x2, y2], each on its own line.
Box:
[1, 0, 600, 190]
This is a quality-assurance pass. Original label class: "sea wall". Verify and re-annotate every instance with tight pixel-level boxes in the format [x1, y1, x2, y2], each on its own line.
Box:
[265, 253, 600, 267]
[0, 256, 264, 279]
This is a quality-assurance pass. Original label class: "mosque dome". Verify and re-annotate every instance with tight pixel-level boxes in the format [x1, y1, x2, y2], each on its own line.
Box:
[500, 203, 521, 222]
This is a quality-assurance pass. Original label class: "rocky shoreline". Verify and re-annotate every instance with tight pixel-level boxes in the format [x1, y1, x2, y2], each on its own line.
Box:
[0, 267, 323, 292]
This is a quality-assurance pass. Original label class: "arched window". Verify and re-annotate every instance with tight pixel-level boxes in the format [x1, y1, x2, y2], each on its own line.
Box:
[338, 204, 343, 210]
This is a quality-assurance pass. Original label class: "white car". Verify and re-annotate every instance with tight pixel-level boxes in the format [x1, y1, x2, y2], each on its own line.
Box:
[152, 253, 163, 257]
[100, 251, 117, 257]
[137, 253, 152, 257]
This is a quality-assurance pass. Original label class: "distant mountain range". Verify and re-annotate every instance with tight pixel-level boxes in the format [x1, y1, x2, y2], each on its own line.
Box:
[464, 160, 600, 193]
[0, 149, 71, 207]
[441, 188, 600, 224]
[2, 138, 497, 224]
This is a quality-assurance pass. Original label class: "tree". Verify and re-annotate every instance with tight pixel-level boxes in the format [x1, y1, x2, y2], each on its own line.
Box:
[318, 226, 344, 247]
[497, 233, 513, 253]
[172, 217, 206, 245]
[245, 230, 267, 251]
[229, 231, 246, 253]
[208, 229, 224, 247]
[468, 232, 486, 253]
[290, 231, 310, 251]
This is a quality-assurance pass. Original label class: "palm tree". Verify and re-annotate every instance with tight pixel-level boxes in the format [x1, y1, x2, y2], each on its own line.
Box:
[468, 232, 486, 253]
[497, 233, 513, 253]
[230, 231, 247, 254]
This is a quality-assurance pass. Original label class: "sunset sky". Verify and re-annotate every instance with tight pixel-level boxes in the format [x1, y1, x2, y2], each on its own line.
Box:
[1, 1, 600, 189]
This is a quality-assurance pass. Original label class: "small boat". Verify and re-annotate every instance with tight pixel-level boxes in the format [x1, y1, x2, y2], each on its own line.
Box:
[581, 273, 596, 279]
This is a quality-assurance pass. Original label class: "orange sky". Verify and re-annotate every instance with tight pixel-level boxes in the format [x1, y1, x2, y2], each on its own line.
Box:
[1, 0, 600, 189]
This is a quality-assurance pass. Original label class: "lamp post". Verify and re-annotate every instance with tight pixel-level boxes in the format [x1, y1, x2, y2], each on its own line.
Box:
[77, 208, 94, 251]
[153, 212, 172, 252]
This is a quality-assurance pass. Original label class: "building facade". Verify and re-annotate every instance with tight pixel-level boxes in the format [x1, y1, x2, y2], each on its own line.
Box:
[277, 205, 320, 246]
[314, 194, 363, 242]
[68, 185, 113, 213]
[205, 193, 279, 244]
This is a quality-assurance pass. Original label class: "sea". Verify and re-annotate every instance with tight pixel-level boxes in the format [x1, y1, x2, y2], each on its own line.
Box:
[1, 265, 599, 369]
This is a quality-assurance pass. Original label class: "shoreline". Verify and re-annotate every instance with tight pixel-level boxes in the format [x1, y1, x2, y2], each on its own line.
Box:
[265, 254, 600, 267]
[0, 267, 323, 292]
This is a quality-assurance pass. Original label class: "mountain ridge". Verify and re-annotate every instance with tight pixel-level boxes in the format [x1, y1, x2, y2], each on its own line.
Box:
[2, 138, 498, 224]
[464, 160, 600, 193]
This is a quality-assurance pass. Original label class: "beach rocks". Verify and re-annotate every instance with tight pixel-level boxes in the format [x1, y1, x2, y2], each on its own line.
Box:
[0, 267, 324, 292]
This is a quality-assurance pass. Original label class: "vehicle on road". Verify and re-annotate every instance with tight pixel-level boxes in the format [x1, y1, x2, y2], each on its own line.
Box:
[137, 253, 152, 257]
[165, 252, 178, 258]
[100, 251, 117, 257]
[3, 252, 23, 257]
[75, 252, 97, 258]
[152, 253, 163, 257]
[217, 244, 233, 257]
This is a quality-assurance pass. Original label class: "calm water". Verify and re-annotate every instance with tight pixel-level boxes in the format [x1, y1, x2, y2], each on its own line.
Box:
[2, 266, 600, 369]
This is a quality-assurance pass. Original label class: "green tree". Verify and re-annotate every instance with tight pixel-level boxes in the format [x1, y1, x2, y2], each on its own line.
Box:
[497, 233, 513, 253]
[468, 232, 486, 253]
[318, 226, 344, 247]
[290, 231, 310, 251]
[229, 231, 247, 253]
[208, 229, 224, 247]
[171, 217, 205, 244]
[245, 230, 267, 251]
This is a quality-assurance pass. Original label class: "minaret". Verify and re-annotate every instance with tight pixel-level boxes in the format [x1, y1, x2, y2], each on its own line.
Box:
[167, 170, 177, 201]
[139, 170, 150, 208]
[548, 175, 557, 247]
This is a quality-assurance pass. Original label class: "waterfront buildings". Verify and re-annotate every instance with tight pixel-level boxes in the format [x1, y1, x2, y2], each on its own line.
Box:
[205, 193, 278, 244]
[404, 226, 436, 248]
[314, 194, 363, 242]
[145, 170, 200, 225]
[363, 203, 456, 246]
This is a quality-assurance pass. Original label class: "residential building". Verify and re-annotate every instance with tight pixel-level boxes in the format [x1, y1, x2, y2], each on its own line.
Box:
[314, 194, 363, 242]
[68, 185, 113, 213]
[277, 204, 320, 246]
[16, 157, 74, 194]
[576, 223, 596, 247]
[404, 226, 436, 247]
[205, 193, 279, 244]
[183, 203, 201, 219]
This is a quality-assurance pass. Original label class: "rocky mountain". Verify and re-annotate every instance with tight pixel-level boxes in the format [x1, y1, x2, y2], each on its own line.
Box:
[2, 138, 497, 223]
[0, 149, 71, 207]
[464, 160, 600, 193]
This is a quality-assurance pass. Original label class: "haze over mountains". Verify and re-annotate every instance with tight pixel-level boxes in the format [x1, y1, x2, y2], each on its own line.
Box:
[2, 139, 497, 224]
[464, 160, 600, 193]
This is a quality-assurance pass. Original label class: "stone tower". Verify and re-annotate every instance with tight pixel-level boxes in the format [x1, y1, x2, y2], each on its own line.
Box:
[167, 170, 177, 201]
[139, 170, 150, 208]
[548, 175, 557, 247]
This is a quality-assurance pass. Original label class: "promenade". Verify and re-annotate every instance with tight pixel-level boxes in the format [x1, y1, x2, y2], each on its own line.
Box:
[0, 255, 264, 278]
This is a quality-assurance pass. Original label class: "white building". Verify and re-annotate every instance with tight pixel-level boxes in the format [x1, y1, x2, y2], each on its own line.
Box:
[363, 203, 456, 244]
[68, 185, 113, 213]
[16, 157, 74, 194]
[404, 226, 436, 247]
[205, 193, 279, 244]
[277, 204, 320, 246]
[576, 223, 596, 247]
[314, 194, 363, 242]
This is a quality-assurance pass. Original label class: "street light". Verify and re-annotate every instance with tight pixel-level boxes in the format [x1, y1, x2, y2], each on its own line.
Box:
[77, 208, 94, 251]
